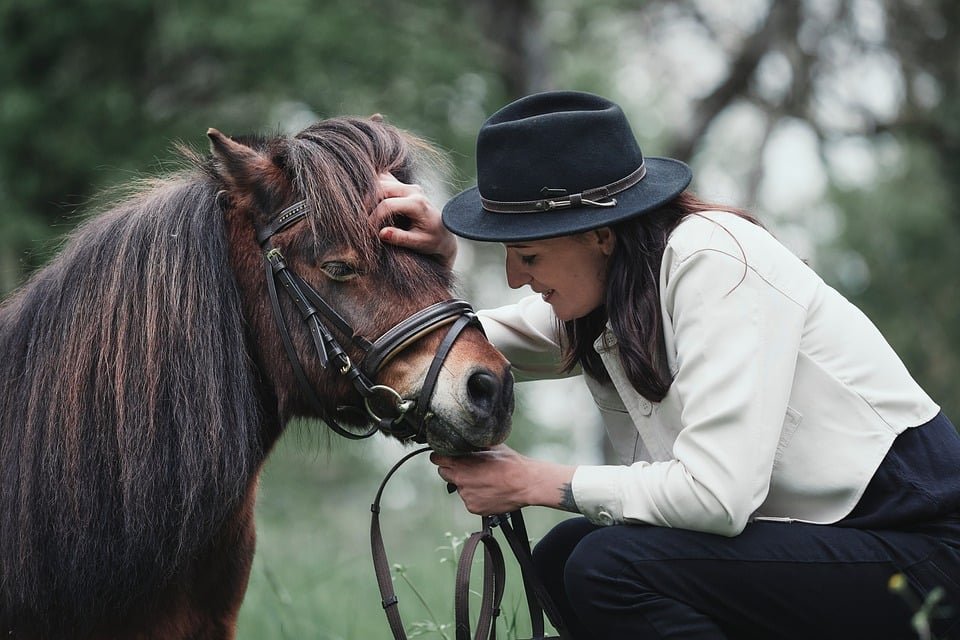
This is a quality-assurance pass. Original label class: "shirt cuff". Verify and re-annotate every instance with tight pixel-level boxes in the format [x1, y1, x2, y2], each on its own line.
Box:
[571, 465, 631, 526]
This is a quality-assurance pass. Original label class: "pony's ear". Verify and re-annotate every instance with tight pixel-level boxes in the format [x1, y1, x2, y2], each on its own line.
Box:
[207, 128, 275, 193]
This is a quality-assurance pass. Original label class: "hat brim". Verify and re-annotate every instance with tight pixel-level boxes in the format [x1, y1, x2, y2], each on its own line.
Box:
[442, 157, 692, 242]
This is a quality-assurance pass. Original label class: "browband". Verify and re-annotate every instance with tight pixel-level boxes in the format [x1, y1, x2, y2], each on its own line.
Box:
[257, 200, 309, 245]
[479, 162, 646, 213]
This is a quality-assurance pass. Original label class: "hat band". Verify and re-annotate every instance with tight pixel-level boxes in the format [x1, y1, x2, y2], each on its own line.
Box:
[480, 162, 647, 214]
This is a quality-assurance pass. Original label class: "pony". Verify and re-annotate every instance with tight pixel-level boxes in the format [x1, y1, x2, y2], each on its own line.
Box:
[0, 116, 514, 639]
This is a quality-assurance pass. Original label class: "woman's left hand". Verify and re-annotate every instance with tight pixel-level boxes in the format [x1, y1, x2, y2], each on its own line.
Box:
[431, 445, 578, 515]
[373, 173, 458, 269]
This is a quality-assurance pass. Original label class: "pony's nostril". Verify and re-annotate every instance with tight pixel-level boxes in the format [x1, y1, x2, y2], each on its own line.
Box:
[467, 370, 499, 417]
[502, 373, 515, 411]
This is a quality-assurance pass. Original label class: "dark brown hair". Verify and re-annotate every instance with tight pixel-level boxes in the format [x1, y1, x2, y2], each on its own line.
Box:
[560, 192, 763, 401]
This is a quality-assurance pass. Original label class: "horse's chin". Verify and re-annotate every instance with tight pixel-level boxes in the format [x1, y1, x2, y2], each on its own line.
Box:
[424, 418, 512, 456]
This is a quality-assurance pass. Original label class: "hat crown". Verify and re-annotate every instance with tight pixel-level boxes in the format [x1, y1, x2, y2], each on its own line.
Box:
[442, 90, 692, 242]
[476, 91, 644, 203]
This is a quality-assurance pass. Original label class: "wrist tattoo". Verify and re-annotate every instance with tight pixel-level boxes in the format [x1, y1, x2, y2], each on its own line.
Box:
[558, 482, 579, 513]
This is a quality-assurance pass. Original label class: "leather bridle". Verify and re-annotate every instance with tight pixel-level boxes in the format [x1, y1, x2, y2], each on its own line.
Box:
[258, 199, 482, 442]
[371, 448, 570, 640]
[258, 199, 568, 638]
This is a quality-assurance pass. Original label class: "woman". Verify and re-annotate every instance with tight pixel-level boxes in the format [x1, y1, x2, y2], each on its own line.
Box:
[375, 91, 960, 639]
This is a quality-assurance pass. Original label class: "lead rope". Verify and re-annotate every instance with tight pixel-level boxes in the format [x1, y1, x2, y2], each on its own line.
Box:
[370, 449, 570, 640]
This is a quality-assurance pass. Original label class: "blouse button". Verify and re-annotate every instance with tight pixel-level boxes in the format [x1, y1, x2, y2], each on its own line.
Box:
[638, 398, 653, 416]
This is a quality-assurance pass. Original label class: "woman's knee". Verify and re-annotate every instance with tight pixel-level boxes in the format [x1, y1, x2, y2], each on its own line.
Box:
[531, 517, 599, 579]
[561, 525, 691, 606]
[562, 526, 640, 603]
[561, 527, 731, 638]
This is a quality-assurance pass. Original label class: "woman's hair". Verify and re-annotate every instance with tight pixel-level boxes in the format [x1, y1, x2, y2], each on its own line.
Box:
[559, 191, 763, 401]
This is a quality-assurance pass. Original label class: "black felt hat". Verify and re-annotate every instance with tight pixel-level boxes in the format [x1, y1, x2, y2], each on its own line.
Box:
[442, 91, 692, 242]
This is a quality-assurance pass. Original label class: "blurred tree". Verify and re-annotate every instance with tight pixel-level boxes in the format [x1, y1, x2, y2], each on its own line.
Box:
[0, 0, 513, 287]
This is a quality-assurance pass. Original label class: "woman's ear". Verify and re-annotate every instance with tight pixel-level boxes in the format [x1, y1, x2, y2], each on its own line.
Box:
[595, 227, 616, 256]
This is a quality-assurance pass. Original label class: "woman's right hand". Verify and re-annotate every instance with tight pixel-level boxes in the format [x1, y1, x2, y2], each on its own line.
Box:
[373, 173, 458, 269]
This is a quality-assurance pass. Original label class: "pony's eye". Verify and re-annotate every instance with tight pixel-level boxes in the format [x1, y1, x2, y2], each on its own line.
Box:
[320, 261, 358, 282]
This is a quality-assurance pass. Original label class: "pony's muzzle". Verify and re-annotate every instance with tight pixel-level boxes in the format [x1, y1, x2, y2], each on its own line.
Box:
[465, 365, 515, 426]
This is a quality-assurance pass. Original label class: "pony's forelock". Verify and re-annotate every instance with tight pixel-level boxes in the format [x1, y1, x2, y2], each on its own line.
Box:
[290, 117, 442, 265]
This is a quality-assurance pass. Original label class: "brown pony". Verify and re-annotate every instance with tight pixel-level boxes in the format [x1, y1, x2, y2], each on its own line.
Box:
[0, 117, 513, 639]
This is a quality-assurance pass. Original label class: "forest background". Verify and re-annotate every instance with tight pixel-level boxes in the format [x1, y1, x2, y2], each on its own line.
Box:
[3, 1, 958, 637]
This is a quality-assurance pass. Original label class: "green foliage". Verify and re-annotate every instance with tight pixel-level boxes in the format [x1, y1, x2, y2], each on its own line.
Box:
[0, 0, 508, 287]
[889, 572, 953, 640]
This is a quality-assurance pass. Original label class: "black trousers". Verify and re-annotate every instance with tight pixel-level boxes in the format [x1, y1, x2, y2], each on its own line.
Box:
[532, 517, 960, 639]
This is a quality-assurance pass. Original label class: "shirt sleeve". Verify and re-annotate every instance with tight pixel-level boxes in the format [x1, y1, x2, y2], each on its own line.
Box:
[572, 244, 807, 536]
[477, 294, 570, 381]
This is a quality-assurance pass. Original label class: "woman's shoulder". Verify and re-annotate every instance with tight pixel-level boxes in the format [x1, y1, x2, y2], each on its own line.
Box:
[662, 209, 822, 305]
[665, 210, 793, 268]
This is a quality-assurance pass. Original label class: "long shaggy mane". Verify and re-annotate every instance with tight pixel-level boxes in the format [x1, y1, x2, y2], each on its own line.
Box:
[0, 168, 264, 632]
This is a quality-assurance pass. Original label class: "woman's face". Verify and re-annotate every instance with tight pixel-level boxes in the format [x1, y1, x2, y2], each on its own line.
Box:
[503, 228, 615, 321]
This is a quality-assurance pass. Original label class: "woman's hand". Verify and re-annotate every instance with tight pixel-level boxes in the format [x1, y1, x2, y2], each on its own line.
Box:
[373, 173, 458, 269]
[431, 445, 579, 515]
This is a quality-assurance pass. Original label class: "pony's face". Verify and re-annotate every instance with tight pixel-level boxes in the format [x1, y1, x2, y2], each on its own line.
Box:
[299, 239, 515, 454]
[208, 120, 513, 455]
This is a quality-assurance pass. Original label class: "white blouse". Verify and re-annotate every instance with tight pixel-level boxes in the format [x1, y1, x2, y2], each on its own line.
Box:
[478, 211, 938, 536]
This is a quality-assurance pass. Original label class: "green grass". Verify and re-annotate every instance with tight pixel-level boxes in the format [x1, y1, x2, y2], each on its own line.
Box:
[236, 432, 568, 639]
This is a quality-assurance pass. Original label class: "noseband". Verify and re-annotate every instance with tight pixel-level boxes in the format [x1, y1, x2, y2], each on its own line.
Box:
[258, 199, 482, 442]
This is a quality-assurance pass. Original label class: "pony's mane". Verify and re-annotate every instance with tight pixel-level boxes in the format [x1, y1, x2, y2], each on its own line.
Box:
[0, 167, 264, 631]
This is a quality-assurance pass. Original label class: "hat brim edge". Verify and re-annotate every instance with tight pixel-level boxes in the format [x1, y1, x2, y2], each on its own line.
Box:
[442, 157, 693, 242]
